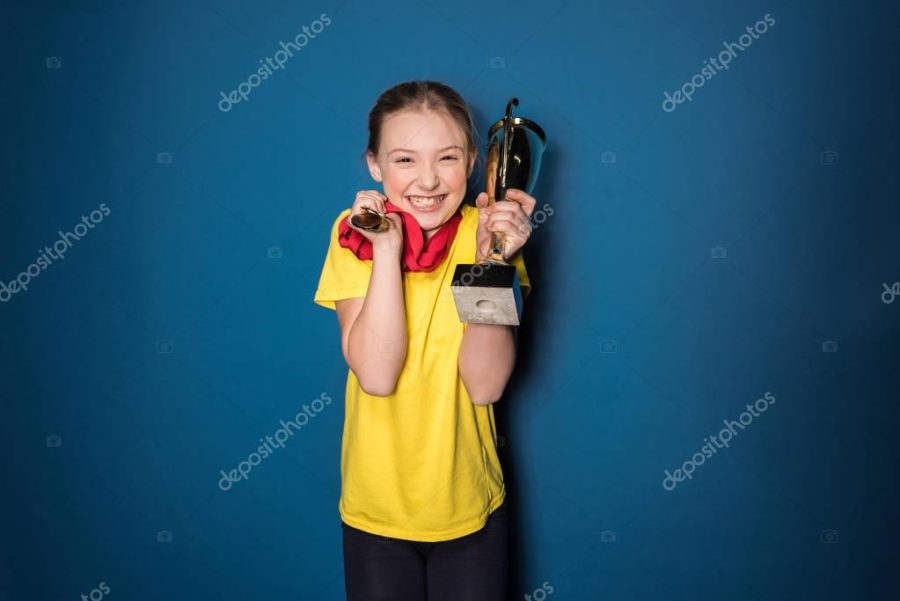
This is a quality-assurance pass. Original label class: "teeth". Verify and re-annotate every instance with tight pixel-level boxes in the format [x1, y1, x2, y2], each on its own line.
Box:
[407, 194, 446, 208]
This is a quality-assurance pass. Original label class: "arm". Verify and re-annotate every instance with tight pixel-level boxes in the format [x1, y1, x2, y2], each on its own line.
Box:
[461, 187, 537, 405]
[458, 324, 516, 405]
[335, 236, 407, 397]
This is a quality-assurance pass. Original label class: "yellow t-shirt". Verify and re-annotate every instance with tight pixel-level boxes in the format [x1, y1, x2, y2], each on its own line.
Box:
[313, 203, 531, 542]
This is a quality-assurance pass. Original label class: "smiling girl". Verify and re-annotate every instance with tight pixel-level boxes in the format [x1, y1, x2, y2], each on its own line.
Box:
[314, 80, 538, 600]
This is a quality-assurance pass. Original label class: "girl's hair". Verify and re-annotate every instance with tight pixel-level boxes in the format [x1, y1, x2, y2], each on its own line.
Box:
[365, 80, 479, 160]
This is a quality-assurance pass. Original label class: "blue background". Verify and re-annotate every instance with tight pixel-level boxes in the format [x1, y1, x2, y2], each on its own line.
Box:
[3, 0, 899, 599]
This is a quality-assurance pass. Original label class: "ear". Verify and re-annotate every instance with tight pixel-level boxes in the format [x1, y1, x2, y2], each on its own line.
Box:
[365, 151, 382, 182]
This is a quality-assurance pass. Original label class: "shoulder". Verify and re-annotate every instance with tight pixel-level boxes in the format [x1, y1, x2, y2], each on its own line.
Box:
[325, 208, 353, 242]
[459, 203, 478, 229]
[330, 208, 352, 231]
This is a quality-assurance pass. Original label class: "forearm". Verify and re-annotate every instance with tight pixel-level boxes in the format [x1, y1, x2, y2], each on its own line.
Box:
[458, 323, 516, 405]
[347, 244, 407, 395]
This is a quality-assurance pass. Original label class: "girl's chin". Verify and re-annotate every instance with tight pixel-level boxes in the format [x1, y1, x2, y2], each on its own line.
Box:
[410, 212, 455, 240]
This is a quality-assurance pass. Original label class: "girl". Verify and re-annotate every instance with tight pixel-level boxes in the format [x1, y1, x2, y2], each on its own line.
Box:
[314, 80, 537, 601]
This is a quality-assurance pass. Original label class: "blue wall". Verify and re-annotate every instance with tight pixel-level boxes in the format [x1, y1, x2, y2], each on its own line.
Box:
[3, 1, 899, 599]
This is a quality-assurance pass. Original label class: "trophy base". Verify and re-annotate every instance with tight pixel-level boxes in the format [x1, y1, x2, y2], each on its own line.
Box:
[451, 263, 522, 326]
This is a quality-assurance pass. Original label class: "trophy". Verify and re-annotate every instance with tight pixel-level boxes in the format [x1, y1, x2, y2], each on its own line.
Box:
[451, 98, 546, 325]
[349, 206, 389, 232]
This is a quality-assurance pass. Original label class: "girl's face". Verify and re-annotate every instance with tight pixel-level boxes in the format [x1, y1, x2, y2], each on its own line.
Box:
[367, 108, 476, 239]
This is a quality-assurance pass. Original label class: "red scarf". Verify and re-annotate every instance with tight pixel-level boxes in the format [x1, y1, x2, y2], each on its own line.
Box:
[338, 200, 463, 272]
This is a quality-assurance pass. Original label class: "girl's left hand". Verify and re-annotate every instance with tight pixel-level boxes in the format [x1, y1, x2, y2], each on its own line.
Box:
[475, 188, 537, 262]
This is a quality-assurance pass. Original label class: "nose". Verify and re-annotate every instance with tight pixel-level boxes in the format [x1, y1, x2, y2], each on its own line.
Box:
[417, 163, 440, 190]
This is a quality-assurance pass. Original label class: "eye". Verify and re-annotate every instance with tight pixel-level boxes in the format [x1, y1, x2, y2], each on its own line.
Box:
[441, 155, 459, 161]
[394, 157, 413, 163]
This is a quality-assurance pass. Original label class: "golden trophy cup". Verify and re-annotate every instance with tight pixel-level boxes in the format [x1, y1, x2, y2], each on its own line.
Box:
[451, 98, 547, 325]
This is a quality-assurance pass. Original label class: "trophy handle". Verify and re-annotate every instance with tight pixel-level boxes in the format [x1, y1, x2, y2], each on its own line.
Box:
[483, 141, 508, 263]
[486, 231, 508, 264]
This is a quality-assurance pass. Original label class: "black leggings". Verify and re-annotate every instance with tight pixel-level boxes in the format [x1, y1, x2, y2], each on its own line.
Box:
[341, 502, 509, 601]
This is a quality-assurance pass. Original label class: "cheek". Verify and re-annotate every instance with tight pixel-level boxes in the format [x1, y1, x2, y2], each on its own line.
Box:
[443, 166, 469, 190]
[382, 168, 415, 190]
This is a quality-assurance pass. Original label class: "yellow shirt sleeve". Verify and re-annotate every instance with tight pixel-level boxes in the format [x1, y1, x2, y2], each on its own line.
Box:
[313, 209, 373, 310]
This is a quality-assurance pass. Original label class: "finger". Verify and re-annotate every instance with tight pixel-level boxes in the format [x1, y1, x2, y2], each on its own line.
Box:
[487, 208, 529, 229]
[356, 190, 383, 202]
[362, 190, 387, 207]
[487, 203, 528, 230]
[384, 212, 403, 229]
[487, 209, 527, 224]
[476, 193, 494, 225]
[503, 188, 537, 217]
[491, 221, 531, 246]
[488, 213, 532, 237]
[488, 203, 528, 222]
[356, 192, 386, 214]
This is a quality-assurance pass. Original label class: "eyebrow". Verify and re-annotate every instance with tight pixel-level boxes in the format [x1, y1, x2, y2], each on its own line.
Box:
[387, 145, 464, 155]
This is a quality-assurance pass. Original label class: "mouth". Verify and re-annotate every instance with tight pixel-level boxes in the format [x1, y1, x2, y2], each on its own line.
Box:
[405, 194, 448, 212]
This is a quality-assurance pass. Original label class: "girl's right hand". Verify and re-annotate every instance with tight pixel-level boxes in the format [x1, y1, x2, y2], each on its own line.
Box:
[347, 190, 404, 256]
